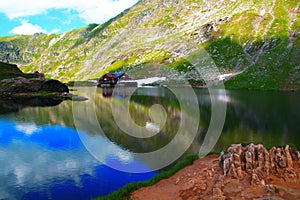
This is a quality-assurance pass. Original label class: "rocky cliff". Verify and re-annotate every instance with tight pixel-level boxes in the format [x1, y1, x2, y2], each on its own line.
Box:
[0, 0, 299, 89]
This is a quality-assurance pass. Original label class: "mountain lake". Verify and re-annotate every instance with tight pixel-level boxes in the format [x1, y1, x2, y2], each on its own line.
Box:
[0, 86, 299, 199]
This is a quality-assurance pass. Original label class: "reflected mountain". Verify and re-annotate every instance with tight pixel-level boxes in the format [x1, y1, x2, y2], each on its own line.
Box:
[0, 97, 63, 115]
[215, 90, 300, 150]
[7, 87, 300, 155]
[77, 87, 193, 154]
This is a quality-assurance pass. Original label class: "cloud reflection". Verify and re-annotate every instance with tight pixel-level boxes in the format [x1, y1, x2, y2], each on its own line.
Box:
[0, 120, 153, 200]
[16, 123, 41, 135]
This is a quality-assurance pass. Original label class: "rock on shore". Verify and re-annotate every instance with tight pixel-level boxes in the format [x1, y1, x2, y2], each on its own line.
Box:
[0, 62, 70, 98]
[0, 76, 69, 95]
[131, 144, 300, 200]
[216, 144, 300, 199]
[221, 144, 299, 182]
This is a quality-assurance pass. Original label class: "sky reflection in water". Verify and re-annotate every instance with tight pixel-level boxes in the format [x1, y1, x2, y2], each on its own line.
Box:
[0, 120, 155, 200]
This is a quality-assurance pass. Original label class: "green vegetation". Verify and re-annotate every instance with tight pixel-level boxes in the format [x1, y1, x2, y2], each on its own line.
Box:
[168, 58, 192, 72]
[67, 81, 97, 87]
[225, 37, 297, 90]
[0, 62, 72, 101]
[11, 91, 70, 100]
[0, 0, 298, 89]
[90, 49, 171, 79]
[204, 37, 250, 70]
[0, 62, 37, 80]
[96, 154, 199, 200]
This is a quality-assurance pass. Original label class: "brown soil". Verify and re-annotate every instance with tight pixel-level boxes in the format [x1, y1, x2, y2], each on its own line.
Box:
[131, 154, 300, 200]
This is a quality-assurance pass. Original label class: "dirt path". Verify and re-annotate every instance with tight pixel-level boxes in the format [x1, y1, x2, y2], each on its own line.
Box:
[131, 155, 220, 200]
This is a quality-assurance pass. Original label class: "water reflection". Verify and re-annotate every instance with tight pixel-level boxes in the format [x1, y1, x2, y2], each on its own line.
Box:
[0, 119, 155, 200]
[215, 90, 300, 150]
[0, 98, 62, 114]
[73, 86, 200, 172]
[1, 87, 299, 199]
[8, 87, 300, 152]
[95, 87, 300, 159]
[102, 87, 114, 98]
[101, 86, 166, 99]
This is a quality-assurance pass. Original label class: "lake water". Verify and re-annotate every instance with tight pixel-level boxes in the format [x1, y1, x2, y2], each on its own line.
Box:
[0, 87, 299, 199]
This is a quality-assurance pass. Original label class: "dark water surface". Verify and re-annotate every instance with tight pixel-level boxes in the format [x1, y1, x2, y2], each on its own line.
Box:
[0, 87, 299, 199]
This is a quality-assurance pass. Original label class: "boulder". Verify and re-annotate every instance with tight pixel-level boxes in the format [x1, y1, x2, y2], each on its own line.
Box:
[220, 144, 300, 184]
[39, 79, 69, 93]
[0, 77, 44, 93]
[0, 77, 69, 95]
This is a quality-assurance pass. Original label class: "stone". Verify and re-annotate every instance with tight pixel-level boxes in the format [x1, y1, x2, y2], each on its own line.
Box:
[269, 147, 276, 168]
[245, 151, 254, 171]
[222, 152, 233, 176]
[175, 177, 180, 185]
[285, 145, 293, 168]
[199, 183, 207, 191]
[263, 147, 271, 174]
[1, 78, 14, 83]
[251, 173, 261, 185]
[248, 144, 256, 163]
[284, 168, 297, 179]
[228, 143, 243, 155]
[297, 151, 300, 158]
[212, 188, 226, 200]
[233, 153, 243, 177]
[229, 163, 238, 178]
[264, 184, 275, 192]
[257, 144, 265, 168]
[0, 76, 69, 97]
[207, 169, 213, 178]
[275, 148, 286, 168]
[39, 79, 69, 93]
[220, 144, 299, 185]
[0, 77, 44, 93]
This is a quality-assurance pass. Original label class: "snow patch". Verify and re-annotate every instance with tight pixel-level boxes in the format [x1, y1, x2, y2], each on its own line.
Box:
[48, 33, 66, 47]
[121, 77, 166, 87]
[218, 73, 234, 81]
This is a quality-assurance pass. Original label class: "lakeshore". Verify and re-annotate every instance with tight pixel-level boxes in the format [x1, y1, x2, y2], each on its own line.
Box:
[97, 144, 300, 200]
[1, 85, 299, 199]
[131, 144, 300, 200]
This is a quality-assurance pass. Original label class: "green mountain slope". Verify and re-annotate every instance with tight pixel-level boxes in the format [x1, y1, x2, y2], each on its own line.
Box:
[0, 0, 299, 89]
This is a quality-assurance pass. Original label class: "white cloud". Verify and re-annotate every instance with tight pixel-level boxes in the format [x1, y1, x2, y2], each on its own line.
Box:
[49, 28, 61, 35]
[77, 0, 138, 23]
[15, 123, 41, 135]
[0, 0, 138, 23]
[10, 20, 47, 35]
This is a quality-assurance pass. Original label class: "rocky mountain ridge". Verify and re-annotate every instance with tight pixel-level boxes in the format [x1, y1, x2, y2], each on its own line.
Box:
[0, 0, 299, 89]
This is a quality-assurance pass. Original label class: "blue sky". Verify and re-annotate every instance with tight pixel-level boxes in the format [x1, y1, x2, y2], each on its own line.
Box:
[0, 0, 138, 37]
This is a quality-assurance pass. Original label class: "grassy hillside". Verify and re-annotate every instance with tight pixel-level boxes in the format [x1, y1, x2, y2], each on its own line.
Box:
[0, 0, 299, 89]
[0, 62, 37, 80]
